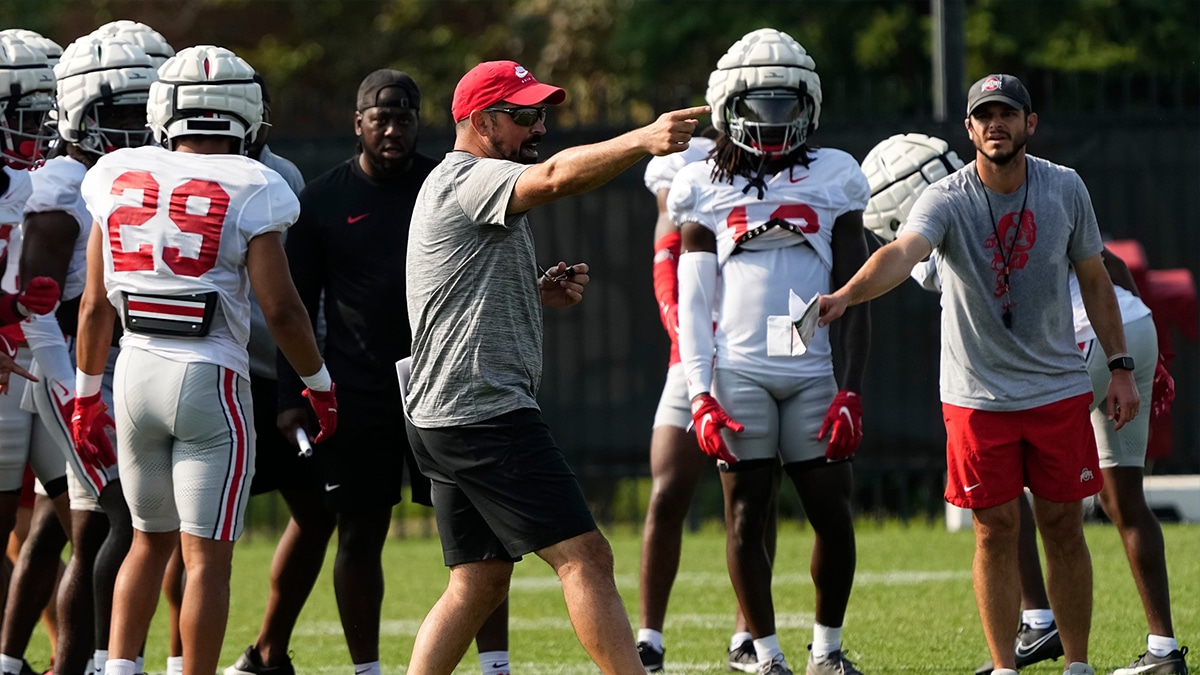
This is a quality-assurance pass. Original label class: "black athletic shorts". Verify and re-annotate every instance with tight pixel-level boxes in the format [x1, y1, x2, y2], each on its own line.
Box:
[248, 374, 321, 495]
[314, 388, 432, 513]
[407, 407, 597, 566]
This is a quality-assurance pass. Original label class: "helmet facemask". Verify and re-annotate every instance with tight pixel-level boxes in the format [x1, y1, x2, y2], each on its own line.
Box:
[79, 92, 152, 155]
[1, 91, 55, 168]
[725, 87, 812, 160]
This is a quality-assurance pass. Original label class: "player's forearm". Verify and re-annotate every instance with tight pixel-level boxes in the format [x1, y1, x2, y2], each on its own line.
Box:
[677, 251, 717, 399]
[75, 295, 114, 376]
[837, 302, 870, 393]
[266, 302, 323, 380]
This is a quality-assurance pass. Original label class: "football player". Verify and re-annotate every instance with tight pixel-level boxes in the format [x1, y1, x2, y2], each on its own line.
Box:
[73, 44, 335, 675]
[637, 130, 779, 674]
[0, 34, 70, 675]
[21, 34, 159, 675]
[671, 29, 870, 675]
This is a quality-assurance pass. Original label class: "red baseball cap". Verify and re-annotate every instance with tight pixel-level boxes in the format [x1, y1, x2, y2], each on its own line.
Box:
[451, 60, 566, 122]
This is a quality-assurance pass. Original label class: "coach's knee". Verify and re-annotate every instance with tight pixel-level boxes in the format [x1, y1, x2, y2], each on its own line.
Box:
[972, 501, 1021, 551]
[449, 560, 511, 612]
[1033, 499, 1086, 549]
[541, 529, 614, 581]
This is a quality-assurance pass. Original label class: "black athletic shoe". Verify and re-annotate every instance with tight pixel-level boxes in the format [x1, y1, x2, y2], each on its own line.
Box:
[1112, 646, 1189, 675]
[807, 647, 863, 675]
[223, 646, 296, 675]
[975, 621, 1064, 674]
[729, 640, 759, 672]
[638, 641, 665, 673]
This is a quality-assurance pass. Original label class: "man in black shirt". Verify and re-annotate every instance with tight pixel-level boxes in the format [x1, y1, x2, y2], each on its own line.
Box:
[228, 71, 512, 675]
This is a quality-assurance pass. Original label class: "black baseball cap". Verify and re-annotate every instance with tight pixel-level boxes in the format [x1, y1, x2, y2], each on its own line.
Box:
[966, 74, 1032, 116]
[356, 69, 421, 112]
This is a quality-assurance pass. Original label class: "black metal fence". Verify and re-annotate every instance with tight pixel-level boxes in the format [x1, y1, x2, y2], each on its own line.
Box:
[264, 75, 1200, 529]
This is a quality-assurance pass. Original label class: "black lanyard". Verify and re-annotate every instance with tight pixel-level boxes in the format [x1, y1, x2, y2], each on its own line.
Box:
[977, 162, 1030, 330]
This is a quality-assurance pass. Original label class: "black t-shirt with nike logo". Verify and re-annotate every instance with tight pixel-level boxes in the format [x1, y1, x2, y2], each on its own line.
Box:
[278, 152, 439, 411]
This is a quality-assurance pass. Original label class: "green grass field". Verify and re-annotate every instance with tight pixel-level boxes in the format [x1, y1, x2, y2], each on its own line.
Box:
[19, 516, 1200, 674]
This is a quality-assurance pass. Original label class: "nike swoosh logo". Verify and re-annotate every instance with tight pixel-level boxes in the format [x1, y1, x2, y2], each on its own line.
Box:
[1113, 662, 1172, 675]
[790, 175, 809, 183]
[491, 663, 509, 670]
[700, 414, 712, 438]
[964, 483, 981, 492]
[354, 669, 372, 675]
[838, 406, 853, 429]
[325, 483, 340, 492]
[52, 380, 74, 406]
[1014, 630, 1057, 658]
[347, 213, 370, 224]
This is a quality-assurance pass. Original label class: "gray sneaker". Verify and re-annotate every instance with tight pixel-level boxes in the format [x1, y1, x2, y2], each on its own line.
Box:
[1062, 663, 1094, 675]
[759, 654, 793, 675]
[1112, 647, 1189, 675]
[729, 640, 759, 673]
[807, 647, 863, 675]
[976, 622, 1064, 674]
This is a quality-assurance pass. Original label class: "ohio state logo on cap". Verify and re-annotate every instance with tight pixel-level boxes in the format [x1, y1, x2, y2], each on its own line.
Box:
[982, 76, 1002, 91]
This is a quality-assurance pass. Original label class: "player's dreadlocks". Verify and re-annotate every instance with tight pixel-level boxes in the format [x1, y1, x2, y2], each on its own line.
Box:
[709, 134, 817, 199]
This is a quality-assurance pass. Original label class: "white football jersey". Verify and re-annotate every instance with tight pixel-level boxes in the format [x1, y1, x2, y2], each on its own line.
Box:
[643, 137, 716, 194]
[668, 148, 869, 379]
[0, 167, 31, 294]
[24, 156, 91, 300]
[81, 145, 300, 378]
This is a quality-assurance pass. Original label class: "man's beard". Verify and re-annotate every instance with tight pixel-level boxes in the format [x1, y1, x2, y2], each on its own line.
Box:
[488, 135, 541, 165]
[363, 138, 416, 176]
[979, 133, 1026, 166]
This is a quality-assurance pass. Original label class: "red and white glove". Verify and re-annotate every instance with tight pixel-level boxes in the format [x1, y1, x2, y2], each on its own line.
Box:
[302, 383, 338, 444]
[71, 392, 117, 469]
[818, 390, 863, 460]
[1151, 354, 1175, 422]
[689, 393, 742, 464]
[0, 276, 60, 324]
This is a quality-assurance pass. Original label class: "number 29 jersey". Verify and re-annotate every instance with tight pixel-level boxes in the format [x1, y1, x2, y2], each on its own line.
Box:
[667, 147, 869, 379]
[80, 145, 301, 378]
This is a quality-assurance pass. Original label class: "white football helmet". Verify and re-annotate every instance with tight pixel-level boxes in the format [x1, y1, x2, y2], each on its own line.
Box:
[861, 133, 964, 242]
[0, 36, 57, 168]
[91, 20, 175, 68]
[148, 45, 263, 152]
[706, 28, 822, 159]
[55, 35, 157, 155]
[0, 29, 63, 66]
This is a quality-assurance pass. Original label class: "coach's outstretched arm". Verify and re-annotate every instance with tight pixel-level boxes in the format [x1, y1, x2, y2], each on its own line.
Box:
[248, 231, 338, 443]
[818, 230, 933, 327]
[504, 106, 709, 214]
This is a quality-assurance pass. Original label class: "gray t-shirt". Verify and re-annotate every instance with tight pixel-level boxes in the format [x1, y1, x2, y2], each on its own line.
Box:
[406, 151, 541, 427]
[904, 155, 1103, 411]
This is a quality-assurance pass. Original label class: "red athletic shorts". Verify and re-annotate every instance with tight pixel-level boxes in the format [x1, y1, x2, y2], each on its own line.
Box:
[943, 393, 1102, 509]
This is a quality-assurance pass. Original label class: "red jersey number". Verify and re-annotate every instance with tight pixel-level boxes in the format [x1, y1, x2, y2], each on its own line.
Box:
[108, 172, 228, 277]
[727, 203, 821, 242]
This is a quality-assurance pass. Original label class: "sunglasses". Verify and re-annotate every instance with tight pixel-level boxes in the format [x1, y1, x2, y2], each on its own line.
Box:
[482, 106, 548, 127]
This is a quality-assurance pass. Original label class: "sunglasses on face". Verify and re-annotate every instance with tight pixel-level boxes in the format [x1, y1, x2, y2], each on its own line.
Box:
[483, 106, 547, 127]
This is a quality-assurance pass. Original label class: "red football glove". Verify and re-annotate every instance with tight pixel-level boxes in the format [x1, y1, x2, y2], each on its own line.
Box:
[689, 394, 743, 464]
[71, 392, 117, 469]
[818, 390, 863, 460]
[302, 384, 338, 444]
[1151, 354, 1175, 422]
[17, 276, 61, 316]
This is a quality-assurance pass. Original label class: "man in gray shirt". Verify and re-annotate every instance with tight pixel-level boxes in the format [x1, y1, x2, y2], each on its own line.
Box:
[405, 59, 706, 675]
[818, 75, 1138, 675]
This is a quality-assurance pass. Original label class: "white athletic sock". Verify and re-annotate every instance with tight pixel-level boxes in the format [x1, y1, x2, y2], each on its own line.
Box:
[753, 635, 782, 666]
[165, 656, 183, 675]
[94, 650, 109, 675]
[1147, 634, 1178, 657]
[104, 659, 137, 675]
[730, 631, 753, 651]
[637, 629, 664, 652]
[0, 655, 24, 675]
[811, 623, 843, 659]
[992, 670, 1019, 675]
[1022, 609, 1055, 630]
[352, 661, 381, 675]
[134, 656, 144, 674]
[479, 650, 510, 675]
